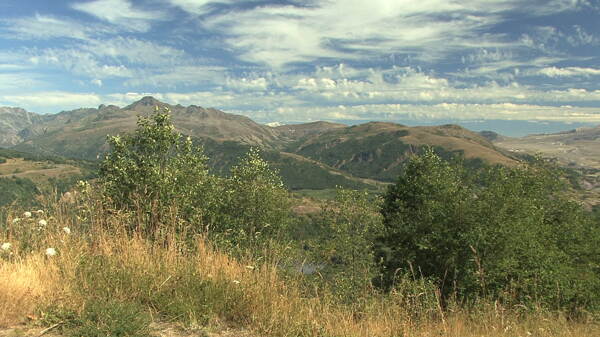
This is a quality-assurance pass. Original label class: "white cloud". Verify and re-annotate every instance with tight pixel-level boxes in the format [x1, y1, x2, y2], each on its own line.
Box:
[0, 92, 102, 112]
[168, 0, 223, 15]
[535, 66, 600, 77]
[202, 0, 580, 68]
[1, 14, 93, 40]
[0, 73, 45, 91]
[72, 0, 165, 32]
[83, 37, 187, 66]
[124, 65, 226, 88]
[32, 49, 135, 79]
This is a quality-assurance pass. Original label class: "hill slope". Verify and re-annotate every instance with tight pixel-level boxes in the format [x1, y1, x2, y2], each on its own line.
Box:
[286, 122, 517, 181]
[0, 107, 44, 148]
[2, 98, 523, 192]
[12, 97, 282, 160]
[0, 148, 95, 206]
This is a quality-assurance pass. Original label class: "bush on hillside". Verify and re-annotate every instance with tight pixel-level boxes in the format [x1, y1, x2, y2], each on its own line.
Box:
[377, 148, 600, 312]
[98, 108, 290, 247]
[213, 148, 291, 248]
[99, 108, 214, 234]
[315, 188, 383, 297]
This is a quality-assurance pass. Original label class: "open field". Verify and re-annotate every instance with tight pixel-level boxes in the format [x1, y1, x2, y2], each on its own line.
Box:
[0, 158, 81, 184]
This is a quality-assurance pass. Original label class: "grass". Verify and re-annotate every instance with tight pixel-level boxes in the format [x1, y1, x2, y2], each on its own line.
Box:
[0, 195, 599, 337]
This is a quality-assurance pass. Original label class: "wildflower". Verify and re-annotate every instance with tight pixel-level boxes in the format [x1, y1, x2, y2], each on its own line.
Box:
[62, 227, 71, 234]
[23, 211, 32, 218]
[45, 248, 57, 257]
[36, 210, 44, 215]
[38, 219, 48, 227]
[12, 218, 21, 224]
[1, 242, 11, 251]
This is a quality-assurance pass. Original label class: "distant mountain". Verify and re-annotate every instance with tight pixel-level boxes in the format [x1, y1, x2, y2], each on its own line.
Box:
[284, 122, 517, 181]
[1, 97, 522, 192]
[12, 96, 282, 160]
[0, 107, 44, 148]
[275, 121, 347, 140]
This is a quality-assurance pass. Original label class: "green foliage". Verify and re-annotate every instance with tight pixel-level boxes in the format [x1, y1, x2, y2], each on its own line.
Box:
[315, 188, 384, 296]
[377, 148, 600, 311]
[378, 148, 471, 294]
[0, 176, 39, 207]
[66, 300, 151, 337]
[99, 109, 212, 233]
[213, 148, 291, 248]
[199, 138, 372, 190]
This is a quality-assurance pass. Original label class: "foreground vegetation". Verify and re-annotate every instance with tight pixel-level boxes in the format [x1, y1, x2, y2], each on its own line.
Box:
[1, 110, 599, 336]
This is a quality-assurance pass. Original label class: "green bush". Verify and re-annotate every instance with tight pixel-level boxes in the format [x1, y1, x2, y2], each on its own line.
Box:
[313, 188, 384, 297]
[99, 108, 213, 234]
[377, 148, 600, 312]
[0, 176, 39, 207]
[212, 148, 291, 249]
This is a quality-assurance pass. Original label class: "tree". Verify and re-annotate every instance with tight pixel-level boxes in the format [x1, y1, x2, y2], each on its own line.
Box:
[377, 148, 600, 311]
[214, 148, 291, 248]
[317, 188, 383, 295]
[99, 108, 211, 234]
[377, 148, 471, 295]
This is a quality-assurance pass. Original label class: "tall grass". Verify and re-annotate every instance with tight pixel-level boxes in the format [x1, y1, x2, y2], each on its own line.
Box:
[0, 193, 598, 337]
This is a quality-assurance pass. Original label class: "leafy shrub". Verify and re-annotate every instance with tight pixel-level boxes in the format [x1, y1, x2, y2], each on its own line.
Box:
[0, 176, 39, 207]
[377, 148, 600, 311]
[212, 148, 291, 248]
[314, 188, 384, 297]
[99, 108, 213, 234]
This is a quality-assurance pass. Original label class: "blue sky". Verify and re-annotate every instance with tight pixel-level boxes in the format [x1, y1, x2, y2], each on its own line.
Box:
[1, 0, 600, 130]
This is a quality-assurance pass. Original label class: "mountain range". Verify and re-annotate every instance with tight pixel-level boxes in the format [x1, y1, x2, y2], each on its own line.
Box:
[5, 97, 594, 198]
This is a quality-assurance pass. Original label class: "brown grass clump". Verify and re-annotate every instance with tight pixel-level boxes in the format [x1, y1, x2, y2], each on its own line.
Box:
[0, 197, 598, 336]
[0, 255, 61, 326]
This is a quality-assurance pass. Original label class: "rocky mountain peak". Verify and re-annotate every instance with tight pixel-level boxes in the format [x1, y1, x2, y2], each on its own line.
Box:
[125, 96, 166, 111]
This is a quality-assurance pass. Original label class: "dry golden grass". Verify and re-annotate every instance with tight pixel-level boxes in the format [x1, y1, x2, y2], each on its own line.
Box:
[0, 255, 60, 326]
[0, 197, 598, 336]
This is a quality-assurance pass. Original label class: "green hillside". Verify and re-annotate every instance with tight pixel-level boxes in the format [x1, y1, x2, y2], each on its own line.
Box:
[287, 122, 517, 181]
[0, 148, 95, 206]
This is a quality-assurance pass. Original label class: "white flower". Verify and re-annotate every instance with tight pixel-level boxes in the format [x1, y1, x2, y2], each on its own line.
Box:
[38, 219, 48, 227]
[23, 212, 32, 218]
[62, 227, 71, 234]
[12, 218, 21, 224]
[36, 210, 44, 215]
[45, 248, 57, 257]
[1, 242, 11, 251]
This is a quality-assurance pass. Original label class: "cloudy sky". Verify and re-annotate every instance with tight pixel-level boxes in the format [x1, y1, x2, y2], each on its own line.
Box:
[1, 0, 600, 132]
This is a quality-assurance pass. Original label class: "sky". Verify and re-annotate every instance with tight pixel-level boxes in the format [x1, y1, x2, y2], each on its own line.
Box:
[1, 0, 600, 134]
